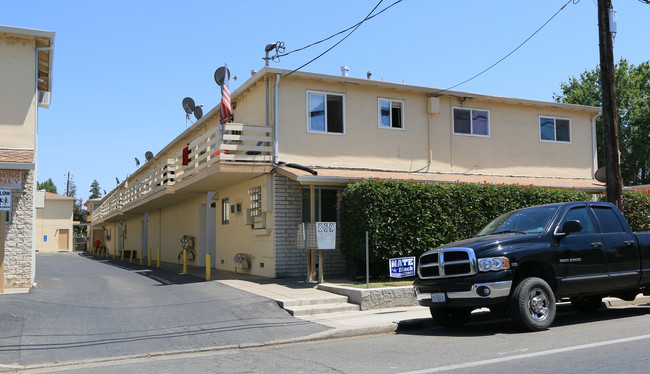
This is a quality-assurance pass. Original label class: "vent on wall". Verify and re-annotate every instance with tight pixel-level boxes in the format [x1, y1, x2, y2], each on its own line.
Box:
[38, 91, 51, 109]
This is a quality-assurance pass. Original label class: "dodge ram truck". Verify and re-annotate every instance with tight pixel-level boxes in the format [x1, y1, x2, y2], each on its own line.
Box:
[413, 201, 650, 331]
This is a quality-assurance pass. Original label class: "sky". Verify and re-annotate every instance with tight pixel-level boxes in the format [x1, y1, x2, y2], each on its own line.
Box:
[3, 0, 649, 204]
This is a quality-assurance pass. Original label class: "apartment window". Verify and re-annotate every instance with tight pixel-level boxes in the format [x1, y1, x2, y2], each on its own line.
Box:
[307, 91, 344, 134]
[378, 99, 404, 129]
[453, 107, 490, 136]
[222, 198, 230, 224]
[302, 188, 338, 223]
[540, 116, 571, 142]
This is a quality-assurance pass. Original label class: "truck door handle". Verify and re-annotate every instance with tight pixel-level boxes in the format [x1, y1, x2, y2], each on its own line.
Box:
[625, 240, 635, 246]
[591, 242, 603, 248]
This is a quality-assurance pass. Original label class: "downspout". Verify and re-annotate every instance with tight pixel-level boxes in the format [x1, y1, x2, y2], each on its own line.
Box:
[592, 114, 599, 178]
[274, 74, 280, 164]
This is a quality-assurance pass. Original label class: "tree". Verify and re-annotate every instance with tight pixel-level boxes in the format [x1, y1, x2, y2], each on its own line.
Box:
[37, 178, 58, 193]
[554, 58, 650, 186]
[89, 180, 102, 199]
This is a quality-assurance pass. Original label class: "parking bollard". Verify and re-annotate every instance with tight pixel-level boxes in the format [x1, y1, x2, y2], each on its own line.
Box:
[129, 250, 134, 263]
[157, 249, 160, 268]
[140, 249, 143, 266]
[182, 249, 187, 274]
[206, 253, 211, 281]
[120, 249, 124, 261]
[148, 248, 151, 267]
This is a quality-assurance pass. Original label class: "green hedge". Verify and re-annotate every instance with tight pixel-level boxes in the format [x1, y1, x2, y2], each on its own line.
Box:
[339, 180, 590, 276]
[599, 191, 650, 232]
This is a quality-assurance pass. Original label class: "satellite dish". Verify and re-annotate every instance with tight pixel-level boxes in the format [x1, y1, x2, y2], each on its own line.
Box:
[145, 151, 154, 161]
[103, 189, 106, 195]
[214, 66, 230, 86]
[194, 105, 203, 120]
[115, 177, 120, 185]
[135, 157, 140, 167]
[182, 97, 196, 114]
[595, 166, 606, 183]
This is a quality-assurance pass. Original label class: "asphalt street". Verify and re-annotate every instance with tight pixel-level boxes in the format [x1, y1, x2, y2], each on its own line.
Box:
[0, 252, 328, 368]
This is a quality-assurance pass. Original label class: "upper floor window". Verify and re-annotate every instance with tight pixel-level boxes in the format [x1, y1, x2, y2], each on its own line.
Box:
[540, 116, 571, 143]
[453, 107, 490, 136]
[307, 91, 345, 134]
[378, 98, 404, 129]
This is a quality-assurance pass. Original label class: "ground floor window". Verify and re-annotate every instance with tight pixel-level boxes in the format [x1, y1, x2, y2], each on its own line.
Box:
[302, 188, 338, 223]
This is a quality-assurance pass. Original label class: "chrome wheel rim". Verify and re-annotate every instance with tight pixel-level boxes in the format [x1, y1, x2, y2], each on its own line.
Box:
[527, 288, 549, 321]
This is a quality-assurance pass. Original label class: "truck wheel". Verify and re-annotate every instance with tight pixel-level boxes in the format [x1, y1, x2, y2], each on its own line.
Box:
[430, 307, 471, 328]
[509, 277, 556, 331]
[570, 296, 602, 312]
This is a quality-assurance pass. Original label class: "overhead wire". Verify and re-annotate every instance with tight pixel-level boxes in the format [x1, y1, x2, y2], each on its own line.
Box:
[284, 0, 388, 77]
[433, 0, 581, 95]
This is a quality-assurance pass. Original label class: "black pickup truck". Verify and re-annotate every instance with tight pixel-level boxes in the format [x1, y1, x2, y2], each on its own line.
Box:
[413, 201, 650, 331]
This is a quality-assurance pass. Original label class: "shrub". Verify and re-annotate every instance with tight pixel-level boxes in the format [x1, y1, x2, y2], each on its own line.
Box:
[599, 191, 650, 232]
[339, 180, 589, 276]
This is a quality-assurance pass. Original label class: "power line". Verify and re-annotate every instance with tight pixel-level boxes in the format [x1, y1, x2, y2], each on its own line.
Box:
[279, 0, 403, 59]
[434, 0, 580, 95]
[284, 0, 388, 77]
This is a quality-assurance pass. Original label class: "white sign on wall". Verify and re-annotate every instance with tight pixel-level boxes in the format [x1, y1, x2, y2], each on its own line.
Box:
[316, 222, 336, 250]
[0, 170, 21, 189]
[0, 190, 12, 211]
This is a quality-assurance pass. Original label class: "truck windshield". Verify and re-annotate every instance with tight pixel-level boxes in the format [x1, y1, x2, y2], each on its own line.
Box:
[476, 206, 559, 236]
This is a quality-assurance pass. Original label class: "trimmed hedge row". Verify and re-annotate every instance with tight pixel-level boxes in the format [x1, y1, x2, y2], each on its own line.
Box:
[338, 180, 591, 276]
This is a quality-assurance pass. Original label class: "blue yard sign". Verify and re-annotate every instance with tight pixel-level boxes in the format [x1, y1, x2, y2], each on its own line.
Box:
[389, 256, 416, 278]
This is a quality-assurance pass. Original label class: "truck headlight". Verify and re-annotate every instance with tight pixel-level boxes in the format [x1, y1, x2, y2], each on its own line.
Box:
[478, 257, 510, 272]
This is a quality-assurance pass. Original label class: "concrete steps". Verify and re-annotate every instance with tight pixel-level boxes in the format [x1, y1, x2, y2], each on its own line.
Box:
[278, 294, 360, 316]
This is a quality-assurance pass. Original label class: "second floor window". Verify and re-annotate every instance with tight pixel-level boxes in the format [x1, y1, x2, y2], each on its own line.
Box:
[453, 107, 490, 136]
[307, 91, 344, 134]
[540, 116, 571, 143]
[378, 98, 404, 129]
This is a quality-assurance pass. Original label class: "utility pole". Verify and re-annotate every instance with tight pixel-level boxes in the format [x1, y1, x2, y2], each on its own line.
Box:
[597, 0, 624, 212]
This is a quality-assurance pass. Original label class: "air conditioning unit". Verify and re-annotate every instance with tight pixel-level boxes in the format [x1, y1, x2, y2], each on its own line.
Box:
[38, 91, 51, 109]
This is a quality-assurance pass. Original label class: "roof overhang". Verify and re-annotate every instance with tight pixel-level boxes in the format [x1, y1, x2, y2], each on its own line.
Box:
[0, 25, 55, 93]
[275, 167, 606, 193]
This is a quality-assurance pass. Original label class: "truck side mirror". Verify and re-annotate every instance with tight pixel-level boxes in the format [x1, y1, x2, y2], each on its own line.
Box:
[554, 220, 583, 239]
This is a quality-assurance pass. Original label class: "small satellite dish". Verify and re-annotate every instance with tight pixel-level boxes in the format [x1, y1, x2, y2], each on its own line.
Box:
[115, 177, 120, 185]
[135, 157, 140, 167]
[214, 66, 230, 86]
[182, 97, 196, 114]
[103, 189, 106, 195]
[145, 151, 154, 161]
[595, 166, 606, 183]
[194, 105, 203, 120]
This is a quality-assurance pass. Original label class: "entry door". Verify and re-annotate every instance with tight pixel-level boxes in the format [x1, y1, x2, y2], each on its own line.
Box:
[59, 229, 69, 250]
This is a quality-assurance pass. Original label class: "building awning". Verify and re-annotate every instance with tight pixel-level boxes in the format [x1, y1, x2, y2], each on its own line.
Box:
[275, 166, 606, 193]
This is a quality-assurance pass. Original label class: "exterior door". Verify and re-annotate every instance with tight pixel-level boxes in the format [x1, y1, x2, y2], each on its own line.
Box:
[58, 229, 69, 250]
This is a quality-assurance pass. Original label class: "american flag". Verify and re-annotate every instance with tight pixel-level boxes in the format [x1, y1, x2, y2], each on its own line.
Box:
[220, 74, 231, 124]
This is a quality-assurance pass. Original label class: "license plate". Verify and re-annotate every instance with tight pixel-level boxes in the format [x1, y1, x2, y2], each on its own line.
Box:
[431, 293, 446, 303]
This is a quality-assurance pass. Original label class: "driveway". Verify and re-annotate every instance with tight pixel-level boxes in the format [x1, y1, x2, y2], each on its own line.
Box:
[0, 252, 328, 367]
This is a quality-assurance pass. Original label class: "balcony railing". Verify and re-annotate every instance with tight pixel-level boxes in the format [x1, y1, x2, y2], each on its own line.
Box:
[90, 123, 273, 223]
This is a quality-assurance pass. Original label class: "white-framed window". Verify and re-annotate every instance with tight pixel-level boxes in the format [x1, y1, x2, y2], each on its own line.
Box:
[540, 116, 571, 143]
[378, 98, 404, 129]
[452, 107, 490, 136]
[307, 91, 345, 134]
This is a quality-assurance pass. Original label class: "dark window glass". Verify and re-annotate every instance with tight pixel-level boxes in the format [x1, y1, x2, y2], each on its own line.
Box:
[454, 108, 471, 134]
[326, 95, 343, 133]
[540, 117, 555, 140]
[592, 207, 625, 233]
[562, 207, 595, 234]
[302, 188, 337, 223]
[391, 103, 402, 128]
[556, 119, 570, 142]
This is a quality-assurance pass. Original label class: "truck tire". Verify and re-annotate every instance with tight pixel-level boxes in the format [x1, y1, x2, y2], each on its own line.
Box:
[509, 277, 556, 331]
[430, 307, 471, 328]
[570, 296, 602, 312]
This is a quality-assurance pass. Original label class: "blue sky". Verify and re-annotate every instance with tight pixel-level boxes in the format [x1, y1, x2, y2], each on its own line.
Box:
[3, 0, 649, 202]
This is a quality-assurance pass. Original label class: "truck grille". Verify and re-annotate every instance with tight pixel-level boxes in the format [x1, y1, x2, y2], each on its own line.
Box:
[418, 247, 477, 279]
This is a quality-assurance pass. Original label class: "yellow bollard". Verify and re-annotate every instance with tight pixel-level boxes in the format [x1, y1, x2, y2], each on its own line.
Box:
[120, 249, 124, 261]
[113, 248, 116, 260]
[157, 249, 161, 268]
[206, 253, 211, 281]
[182, 249, 187, 274]
[129, 250, 134, 263]
[140, 249, 143, 266]
[148, 248, 151, 267]
[105, 247, 108, 259]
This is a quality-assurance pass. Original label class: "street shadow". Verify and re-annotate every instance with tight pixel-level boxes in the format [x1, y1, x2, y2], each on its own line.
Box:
[397, 303, 650, 337]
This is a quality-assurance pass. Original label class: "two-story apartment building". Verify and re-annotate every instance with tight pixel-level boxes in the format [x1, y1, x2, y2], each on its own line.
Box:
[0, 25, 54, 292]
[90, 67, 602, 279]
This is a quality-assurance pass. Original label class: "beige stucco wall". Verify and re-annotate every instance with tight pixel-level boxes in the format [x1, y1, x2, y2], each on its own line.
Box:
[35, 199, 74, 252]
[0, 35, 36, 151]
[258, 75, 597, 180]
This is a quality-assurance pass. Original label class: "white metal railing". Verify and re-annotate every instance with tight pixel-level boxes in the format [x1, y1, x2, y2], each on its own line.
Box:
[91, 123, 273, 223]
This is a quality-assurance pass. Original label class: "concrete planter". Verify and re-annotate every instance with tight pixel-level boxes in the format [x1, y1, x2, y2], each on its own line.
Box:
[317, 283, 418, 310]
